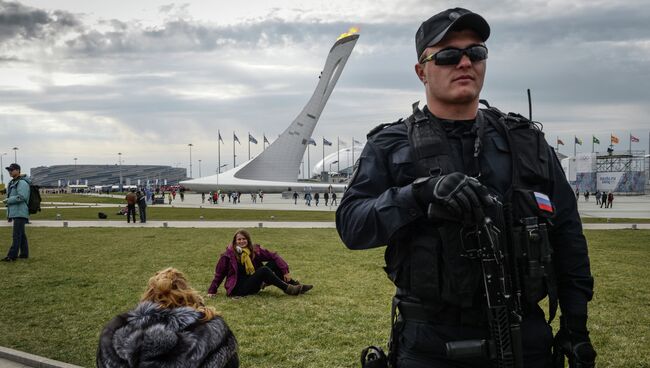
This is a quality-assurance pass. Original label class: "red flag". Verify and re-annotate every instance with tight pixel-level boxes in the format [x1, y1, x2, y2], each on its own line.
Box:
[631, 134, 640, 143]
[557, 139, 565, 146]
[611, 134, 619, 144]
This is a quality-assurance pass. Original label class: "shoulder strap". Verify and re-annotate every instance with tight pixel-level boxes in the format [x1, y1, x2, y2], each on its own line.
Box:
[404, 101, 455, 177]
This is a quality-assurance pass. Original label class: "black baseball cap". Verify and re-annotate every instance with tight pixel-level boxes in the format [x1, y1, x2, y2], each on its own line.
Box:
[415, 8, 490, 60]
[5, 163, 20, 172]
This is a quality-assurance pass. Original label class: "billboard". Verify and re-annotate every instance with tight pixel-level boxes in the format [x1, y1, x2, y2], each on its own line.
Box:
[597, 171, 645, 193]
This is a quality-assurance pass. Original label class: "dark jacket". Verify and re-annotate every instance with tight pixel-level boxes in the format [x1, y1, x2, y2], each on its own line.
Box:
[208, 244, 290, 296]
[336, 107, 593, 316]
[97, 301, 238, 368]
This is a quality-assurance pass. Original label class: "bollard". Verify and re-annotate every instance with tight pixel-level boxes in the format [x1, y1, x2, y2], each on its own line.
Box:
[258, 222, 263, 228]
[63, 221, 68, 228]
[632, 224, 638, 230]
[200, 216, 204, 220]
[606, 218, 612, 223]
[163, 222, 168, 228]
[56, 214, 62, 220]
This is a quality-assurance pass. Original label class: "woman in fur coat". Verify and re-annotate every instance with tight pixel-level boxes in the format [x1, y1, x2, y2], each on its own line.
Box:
[97, 268, 239, 367]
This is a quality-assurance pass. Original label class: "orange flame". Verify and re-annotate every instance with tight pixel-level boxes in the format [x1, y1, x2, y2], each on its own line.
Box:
[337, 26, 360, 40]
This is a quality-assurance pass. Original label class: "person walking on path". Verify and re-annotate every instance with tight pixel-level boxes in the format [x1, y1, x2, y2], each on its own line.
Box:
[595, 191, 601, 206]
[314, 192, 320, 206]
[330, 192, 337, 206]
[324, 191, 330, 206]
[600, 192, 607, 208]
[293, 191, 298, 204]
[607, 192, 614, 208]
[125, 188, 137, 224]
[2, 163, 30, 262]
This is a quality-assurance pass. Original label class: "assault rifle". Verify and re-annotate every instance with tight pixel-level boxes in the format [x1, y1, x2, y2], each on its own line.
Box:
[442, 200, 524, 368]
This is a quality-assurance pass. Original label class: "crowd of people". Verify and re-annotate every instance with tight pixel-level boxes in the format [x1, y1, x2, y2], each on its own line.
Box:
[576, 189, 615, 208]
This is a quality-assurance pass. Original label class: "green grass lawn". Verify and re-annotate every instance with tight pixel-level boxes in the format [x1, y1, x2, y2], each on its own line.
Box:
[0, 228, 648, 367]
[24, 207, 336, 222]
[41, 193, 125, 204]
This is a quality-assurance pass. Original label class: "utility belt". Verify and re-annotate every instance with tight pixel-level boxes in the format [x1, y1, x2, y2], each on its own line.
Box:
[397, 300, 487, 327]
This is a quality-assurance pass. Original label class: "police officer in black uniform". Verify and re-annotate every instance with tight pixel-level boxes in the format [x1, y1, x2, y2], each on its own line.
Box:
[336, 8, 596, 368]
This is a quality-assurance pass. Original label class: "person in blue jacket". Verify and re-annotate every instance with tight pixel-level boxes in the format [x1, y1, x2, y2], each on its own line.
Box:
[3, 163, 31, 262]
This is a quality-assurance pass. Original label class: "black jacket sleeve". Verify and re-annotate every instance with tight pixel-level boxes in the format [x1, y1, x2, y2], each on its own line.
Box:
[547, 147, 594, 316]
[336, 135, 424, 250]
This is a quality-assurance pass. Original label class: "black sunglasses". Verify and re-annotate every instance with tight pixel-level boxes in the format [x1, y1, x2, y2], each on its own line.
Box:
[420, 45, 488, 66]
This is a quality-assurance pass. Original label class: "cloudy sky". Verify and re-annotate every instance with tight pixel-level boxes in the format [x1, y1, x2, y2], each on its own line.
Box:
[1, 0, 649, 180]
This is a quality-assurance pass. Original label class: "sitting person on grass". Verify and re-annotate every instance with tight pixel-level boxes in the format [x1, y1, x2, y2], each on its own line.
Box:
[97, 267, 239, 368]
[207, 229, 313, 298]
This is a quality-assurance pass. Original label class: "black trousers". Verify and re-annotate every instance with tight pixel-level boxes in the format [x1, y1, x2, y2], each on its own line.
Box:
[396, 307, 553, 368]
[232, 261, 288, 296]
[126, 204, 136, 223]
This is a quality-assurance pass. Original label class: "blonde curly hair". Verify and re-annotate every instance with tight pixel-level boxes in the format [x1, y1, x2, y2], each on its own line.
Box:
[140, 267, 218, 321]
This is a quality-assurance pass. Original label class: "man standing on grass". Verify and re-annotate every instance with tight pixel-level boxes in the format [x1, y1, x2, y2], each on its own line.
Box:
[337, 8, 595, 368]
[2, 163, 30, 262]
[125, 188, 137, 224]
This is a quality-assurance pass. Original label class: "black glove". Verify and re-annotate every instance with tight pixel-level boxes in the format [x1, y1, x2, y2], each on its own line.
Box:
[412, 172, 493, 224]
[553, 315, 596, 368]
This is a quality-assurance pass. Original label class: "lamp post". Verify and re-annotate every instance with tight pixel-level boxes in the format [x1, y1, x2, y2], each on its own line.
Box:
[198, 159, 202, 178]
[0, 153, 6, 185]
[12, 147, 18, 163]
[188, 143, 193, 178]
[74, 157, 78, 185]
[329, 160, 338, 183]
[118, 152, 123, 189]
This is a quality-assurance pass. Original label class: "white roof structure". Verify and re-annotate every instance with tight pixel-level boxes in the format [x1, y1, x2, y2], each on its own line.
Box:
[181, 31, 359, 193]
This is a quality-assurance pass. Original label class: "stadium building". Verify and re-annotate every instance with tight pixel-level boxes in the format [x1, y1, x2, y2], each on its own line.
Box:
[31, 165, 187, 188]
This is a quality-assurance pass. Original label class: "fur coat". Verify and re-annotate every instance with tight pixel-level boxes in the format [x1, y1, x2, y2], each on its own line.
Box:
[97, 302, 239, 368]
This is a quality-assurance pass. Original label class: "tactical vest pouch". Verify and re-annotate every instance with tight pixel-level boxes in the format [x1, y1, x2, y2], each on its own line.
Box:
[385, 225, 442, 301]
[506, 119, 549, 187]
[509, 188, 555, 304]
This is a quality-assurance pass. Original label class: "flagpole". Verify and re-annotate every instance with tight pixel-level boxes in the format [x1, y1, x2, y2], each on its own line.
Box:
[218, 130, 221, 174]
[629, 132, 632, 154]
[233, 131, 236, 168]
[322, 137, 325, 176]
[556, 136, 559, 152]
[352, 136, 355, 169]
[574, 135, 576, 157]
[307, 144, 311, 179]
[263, 133, 266, 151]
[337, 137, 340, 174]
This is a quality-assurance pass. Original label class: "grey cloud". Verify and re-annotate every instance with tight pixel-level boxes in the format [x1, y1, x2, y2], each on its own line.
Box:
[0, 0, 81, 43]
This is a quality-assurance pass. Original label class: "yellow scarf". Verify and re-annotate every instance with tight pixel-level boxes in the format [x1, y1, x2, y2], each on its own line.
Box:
[239, 247, 255, 275]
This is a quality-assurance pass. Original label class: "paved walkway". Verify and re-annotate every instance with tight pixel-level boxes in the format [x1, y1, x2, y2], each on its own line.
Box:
[0, 346, 81, 368]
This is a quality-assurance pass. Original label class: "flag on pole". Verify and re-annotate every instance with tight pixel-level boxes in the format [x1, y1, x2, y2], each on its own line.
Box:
[611, 134, 619, 144]
[323, 137, 333, 146]
[234, 133, 241, 144]
[557, 139, 565, 146]
[264, 135, 270, 144]
[574, 136, 582, 145]
[249, 133, 258, 144]
[631, 134, 640, 143]
[218, 131, 224, 143]
[353, 139, 362, 145]
[339, 139, 348, 146]
[308, 138, 317, 146]
[592, 136, 599, 144]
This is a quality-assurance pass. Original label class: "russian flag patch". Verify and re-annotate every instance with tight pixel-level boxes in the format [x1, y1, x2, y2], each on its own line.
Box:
[534, 192, 554, 214]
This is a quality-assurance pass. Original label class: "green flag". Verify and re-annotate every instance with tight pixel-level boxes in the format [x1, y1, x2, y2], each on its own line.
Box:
[592, 136, 600, 144]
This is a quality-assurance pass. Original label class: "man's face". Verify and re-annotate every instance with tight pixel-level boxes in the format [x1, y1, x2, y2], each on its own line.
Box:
[8, 168, 19, 179]
[415, 29, 486, 106]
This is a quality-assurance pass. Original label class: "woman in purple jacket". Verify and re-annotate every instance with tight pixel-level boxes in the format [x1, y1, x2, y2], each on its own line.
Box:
[207, 229, 313, 297]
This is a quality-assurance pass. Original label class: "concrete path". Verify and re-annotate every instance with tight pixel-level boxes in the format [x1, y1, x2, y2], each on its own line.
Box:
[0, 346, 81, 368]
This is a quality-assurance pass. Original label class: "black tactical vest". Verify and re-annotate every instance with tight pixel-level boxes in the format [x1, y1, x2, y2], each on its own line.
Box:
[384, 101, 558, 319]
